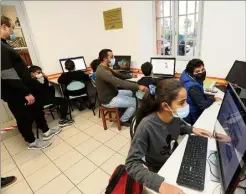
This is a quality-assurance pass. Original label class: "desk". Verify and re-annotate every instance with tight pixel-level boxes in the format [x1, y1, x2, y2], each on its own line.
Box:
[127, 75, 143, 83]
[147, 89, 245, 194]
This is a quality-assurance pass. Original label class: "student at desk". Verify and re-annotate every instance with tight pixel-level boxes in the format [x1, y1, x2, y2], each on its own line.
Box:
[137, 62, 158, 87]
[125, 79, 212, 194]
[180, 59, 221, 125]
[90, 59, 100, 81]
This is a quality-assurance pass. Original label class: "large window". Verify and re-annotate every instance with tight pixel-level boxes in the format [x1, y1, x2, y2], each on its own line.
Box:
[156, 1, 203, 58]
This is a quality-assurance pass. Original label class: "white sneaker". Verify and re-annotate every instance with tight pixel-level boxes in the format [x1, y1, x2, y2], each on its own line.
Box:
[43, 127, 62, 141]
[28, 139, 51, 149]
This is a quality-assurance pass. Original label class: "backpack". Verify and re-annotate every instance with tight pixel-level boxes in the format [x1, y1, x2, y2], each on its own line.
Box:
[105, 165, 143, 194]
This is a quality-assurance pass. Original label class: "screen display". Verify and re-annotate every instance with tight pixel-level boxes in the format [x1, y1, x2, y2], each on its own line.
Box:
[226, 60, 246, 89]
[151, 58, 175, 76]
[215, 85, 246, 191]
[113, 56, 131, 71]
[60, 57, 87, 72]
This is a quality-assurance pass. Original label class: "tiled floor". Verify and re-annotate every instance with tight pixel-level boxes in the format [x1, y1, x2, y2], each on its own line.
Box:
[1, 109, 131, 194]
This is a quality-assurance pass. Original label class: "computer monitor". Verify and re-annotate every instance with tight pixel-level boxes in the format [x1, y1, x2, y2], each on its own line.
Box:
[225, 60, 246, 89]
[150, 57, 176, 77]
[113, 55, 131, 72]
[215, 83, 246, 194]
[59, 56, 87, 72]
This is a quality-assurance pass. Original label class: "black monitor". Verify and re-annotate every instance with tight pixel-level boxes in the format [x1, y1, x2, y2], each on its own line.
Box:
[215, 83, 246, 194]
[59, 56, 87, 72]
[225, 60, 246, 89]
[113, 55, 131, 72]
[150, 57, 176, 77]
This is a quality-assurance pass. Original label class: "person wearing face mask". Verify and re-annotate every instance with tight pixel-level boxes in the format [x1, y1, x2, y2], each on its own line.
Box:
[179, 59, 221, 125]
[125, 79, 212, 194]
[96, 49, 149, 126]
[1, 15, 61, 149]
[29, 66, 74, 127]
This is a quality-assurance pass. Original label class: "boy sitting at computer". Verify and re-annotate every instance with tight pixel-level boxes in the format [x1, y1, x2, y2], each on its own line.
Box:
[137, 62, 158, 88]
[90, 59, 100, 81]
[29, 66, 74, 127]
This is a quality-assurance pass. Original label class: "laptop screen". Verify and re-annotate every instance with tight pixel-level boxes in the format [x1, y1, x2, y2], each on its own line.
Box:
[60, 56, 87, 72]
[151, 57, 176, 76]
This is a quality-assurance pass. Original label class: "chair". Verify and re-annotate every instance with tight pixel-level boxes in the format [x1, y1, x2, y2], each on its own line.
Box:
[130, 116, 137, 140]
[66, 81, 95, 115]
[90, 78, 101, 118]
[43, 104, 59, 120]
[99, 106, 121, 131]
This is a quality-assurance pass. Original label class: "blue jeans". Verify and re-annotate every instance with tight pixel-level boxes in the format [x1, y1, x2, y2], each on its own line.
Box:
[102, 90, 136, 122]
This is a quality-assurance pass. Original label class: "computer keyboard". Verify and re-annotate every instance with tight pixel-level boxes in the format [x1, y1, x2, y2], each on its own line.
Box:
[176, 135, 208, 191]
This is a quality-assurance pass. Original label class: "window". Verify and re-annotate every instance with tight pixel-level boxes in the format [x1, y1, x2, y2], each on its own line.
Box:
[156, 1, 203, 58]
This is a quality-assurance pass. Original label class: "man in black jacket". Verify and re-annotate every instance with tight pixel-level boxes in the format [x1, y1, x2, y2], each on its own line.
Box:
[1, 15, 60, 149]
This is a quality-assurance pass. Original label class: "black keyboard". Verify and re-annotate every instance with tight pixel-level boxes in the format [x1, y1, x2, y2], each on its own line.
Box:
[176, 135, 208, 191]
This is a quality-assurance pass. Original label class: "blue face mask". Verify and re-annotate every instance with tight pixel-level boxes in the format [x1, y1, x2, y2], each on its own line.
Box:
[170, 104, 190, 119]
[10, 32, 17, 40]
[109, 58, 116, 67]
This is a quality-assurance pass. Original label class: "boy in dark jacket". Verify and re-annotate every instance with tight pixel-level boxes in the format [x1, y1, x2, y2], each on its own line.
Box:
[137, 62, 158, 88]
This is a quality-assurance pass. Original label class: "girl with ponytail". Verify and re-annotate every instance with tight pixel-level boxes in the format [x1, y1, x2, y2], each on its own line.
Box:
[125, 79, 212, 194]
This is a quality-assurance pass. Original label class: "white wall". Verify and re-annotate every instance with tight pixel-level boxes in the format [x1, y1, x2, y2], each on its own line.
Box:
[23, 1, 245, 78]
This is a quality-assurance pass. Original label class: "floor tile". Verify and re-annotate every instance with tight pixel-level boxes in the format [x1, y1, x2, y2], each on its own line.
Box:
[118, 142, 131, 157]
[64, 158, 97, 185]
[74, 119, 95, 131]
[2, 180, 33, 194]
[19, 153, 50, 177]
[67, 187, 83, 194]
[66, 132, 90, 147]
[1, 157, 17, 174]
[93, 130, 117, 143]
[83, 124, 104, 137]
[3, 134, 27, 156]
[81, 110, 95, 119]
[75, 138, 102, 156]
[87, 145, 115, 166]
[1, 143, 10, 161]
[59, 126, 80, 141]
[1, 167, 24, 191]
[53, 149, 83, 171]
[119, 127, 131, 139]
[77, 168, 109, 194]
[44, 142, 72, 160]
[13, 149, 42, 166]
[89, 115, 102, 124]
[26, 163, 61, 191]
[105, 134, 130, 151]
[101, 153, 126, 175]
[42, 135, 64, 152]
[35, 174, 74, 194]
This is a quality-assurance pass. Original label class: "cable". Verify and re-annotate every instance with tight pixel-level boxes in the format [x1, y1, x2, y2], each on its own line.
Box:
[208, 152, 218, 167]
[212, 183, 221, 194]
[240, 175, 246, 182]
[207, 159, 220, 179]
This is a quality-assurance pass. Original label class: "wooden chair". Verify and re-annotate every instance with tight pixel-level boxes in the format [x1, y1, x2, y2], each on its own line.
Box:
[99, 106, 121, 131]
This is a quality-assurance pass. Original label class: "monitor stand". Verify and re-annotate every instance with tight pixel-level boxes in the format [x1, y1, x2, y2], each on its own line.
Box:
[208, 150, 221, 183]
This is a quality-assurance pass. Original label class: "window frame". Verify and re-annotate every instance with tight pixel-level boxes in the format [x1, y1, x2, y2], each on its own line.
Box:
[154, 1, 204, 60]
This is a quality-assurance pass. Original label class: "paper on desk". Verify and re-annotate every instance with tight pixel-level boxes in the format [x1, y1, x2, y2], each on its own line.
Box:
[204, 79, 216, 89]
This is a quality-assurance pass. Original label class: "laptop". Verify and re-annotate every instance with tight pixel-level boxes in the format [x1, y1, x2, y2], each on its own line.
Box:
[150, 57, 176, 78]
[59, 56, 87, 72]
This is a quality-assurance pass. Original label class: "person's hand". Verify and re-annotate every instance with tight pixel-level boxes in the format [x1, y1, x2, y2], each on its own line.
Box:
[192, 128, 213, 138]
[138, 85, 149, 93]
[25, 94, 35, 105]
[159, 182, 185, 194]
[215, 133, 232, 143]
[42, 73, 47, 78]
[131, 73, 137, 78]
[215, 97, 222, 101]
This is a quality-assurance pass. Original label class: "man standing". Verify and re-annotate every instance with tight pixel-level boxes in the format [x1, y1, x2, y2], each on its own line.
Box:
[1, 15, 60, 149]
[96, 49, 148, 126]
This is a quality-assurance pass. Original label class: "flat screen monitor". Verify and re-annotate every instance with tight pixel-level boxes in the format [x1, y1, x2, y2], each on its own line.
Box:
[150, 57, 176, 77]
[59, 56, 87, 72]
[225, 60, 246, 89]
[113, 55, 131, 72]
[215, 83, 246, 194]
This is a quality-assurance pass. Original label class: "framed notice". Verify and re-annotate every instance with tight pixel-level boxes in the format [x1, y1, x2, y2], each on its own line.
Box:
[103, 8, 123, 30]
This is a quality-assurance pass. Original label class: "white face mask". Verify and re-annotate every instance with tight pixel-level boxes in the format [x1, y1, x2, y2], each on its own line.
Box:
[35, 73, 43, 79]
[109, 58, 116, 66]
[168, 104, 190, 119]
[35, 73, 44, 84]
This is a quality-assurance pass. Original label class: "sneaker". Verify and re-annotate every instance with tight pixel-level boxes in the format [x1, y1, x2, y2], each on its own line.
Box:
[28, 139, 52, 149]
[120, 121, 131, 127]
[1, 176, 17, 188]
[58, 119, 74, 127]
[43, 127, 62, 141]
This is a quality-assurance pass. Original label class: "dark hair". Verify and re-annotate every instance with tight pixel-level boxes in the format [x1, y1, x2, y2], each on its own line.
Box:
[136, 79, 184, 127]
[141, 62, 153, 76]
[185, 59, 204, 75]
[65, 59, 75, 71]
[1, 15, 12, 27]
[99, 49, 112, 62]
[29, 65, 42, 73]
[90, 59, 100, 72]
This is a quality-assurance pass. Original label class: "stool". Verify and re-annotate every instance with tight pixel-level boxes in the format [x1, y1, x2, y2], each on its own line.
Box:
[99, 106, 121, 131]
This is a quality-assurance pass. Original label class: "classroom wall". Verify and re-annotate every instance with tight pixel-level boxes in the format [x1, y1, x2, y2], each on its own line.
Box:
[23, 1, 245, 78]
